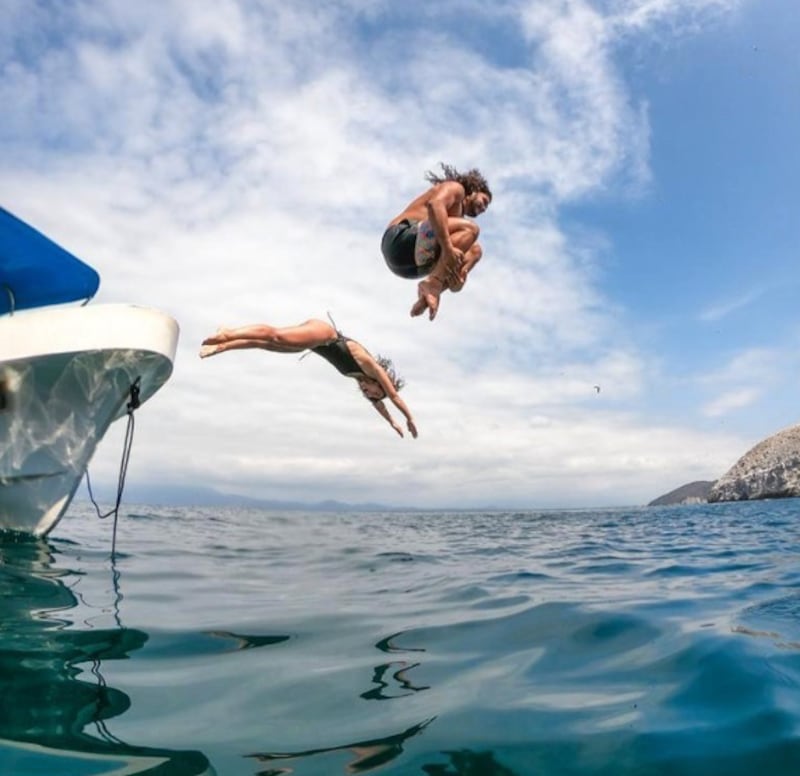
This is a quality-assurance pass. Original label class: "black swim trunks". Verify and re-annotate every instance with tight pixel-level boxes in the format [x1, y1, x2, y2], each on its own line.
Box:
[381, 219, 439, 279]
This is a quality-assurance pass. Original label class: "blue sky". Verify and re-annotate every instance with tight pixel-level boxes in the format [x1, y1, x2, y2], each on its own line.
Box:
[2, 0, 798, 508]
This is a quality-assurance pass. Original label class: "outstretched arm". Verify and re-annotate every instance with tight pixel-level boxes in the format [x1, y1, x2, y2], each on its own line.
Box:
[370, 385, 418, 439]
[351, 345, 419, 438]
[371, 400, 405, 437]
[385, 392, 418, 438]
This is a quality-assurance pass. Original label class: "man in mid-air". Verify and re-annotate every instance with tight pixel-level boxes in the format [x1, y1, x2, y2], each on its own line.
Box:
[381, 163, 491, 321]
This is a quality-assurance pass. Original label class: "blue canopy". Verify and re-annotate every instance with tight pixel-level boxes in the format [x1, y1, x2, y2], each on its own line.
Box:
[0, 207, 100, 315]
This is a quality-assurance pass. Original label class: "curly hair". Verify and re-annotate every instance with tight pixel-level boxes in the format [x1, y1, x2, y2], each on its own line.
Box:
[375, 355, 405, 393]
[425, 163, 492, 200]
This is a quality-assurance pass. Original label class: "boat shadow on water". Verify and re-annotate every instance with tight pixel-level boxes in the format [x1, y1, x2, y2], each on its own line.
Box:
[0, 534, 214, 776]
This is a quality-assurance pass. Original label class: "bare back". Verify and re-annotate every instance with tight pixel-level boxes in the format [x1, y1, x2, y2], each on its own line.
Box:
[389, 181, 466, 226]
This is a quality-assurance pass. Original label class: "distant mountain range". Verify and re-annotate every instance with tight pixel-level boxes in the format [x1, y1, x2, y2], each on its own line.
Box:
[76, 482, 412, 512]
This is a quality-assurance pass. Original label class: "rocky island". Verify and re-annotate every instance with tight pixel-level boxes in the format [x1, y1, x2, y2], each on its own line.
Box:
[650, 423, 800, 506]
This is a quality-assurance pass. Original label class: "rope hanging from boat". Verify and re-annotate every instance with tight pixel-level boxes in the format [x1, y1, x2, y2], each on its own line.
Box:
[85, 377, 141, 559]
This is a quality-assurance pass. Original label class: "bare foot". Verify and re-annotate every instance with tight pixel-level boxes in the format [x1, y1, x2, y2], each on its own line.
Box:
[447, 264, 468, 292]
[201, 327, 232, 346]
[410, 278, 444, 321]
[199, 344, 219, 358]
[410, 296, 428, 317]
[445, 257, 466, 291]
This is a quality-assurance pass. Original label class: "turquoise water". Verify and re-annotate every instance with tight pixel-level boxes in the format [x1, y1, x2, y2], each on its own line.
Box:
[2, 501, 800, 775]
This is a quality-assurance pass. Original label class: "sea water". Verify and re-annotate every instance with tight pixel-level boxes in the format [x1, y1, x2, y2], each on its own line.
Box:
[2, 500, 800, 775]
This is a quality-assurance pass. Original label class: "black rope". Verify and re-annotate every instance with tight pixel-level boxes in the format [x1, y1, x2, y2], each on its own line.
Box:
[86, 377, 141, 559]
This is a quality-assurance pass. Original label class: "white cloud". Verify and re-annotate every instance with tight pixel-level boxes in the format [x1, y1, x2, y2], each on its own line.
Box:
[1, 0, 751, 507]
[702, 388, 760, 418]
[696, 347, 780, 387]
[690, 345, 792, 423]
[609, 0, 737, 33]
[698, 288, 765, 322]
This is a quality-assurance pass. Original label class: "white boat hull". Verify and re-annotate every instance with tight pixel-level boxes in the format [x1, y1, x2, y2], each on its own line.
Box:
[0, 304, 178, 536]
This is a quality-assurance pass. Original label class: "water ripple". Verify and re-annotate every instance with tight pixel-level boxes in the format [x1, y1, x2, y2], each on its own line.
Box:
[2, 501, 800, 774]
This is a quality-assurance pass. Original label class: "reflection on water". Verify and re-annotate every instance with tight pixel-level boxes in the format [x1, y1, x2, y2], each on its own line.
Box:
[733, 594, 800, 650]
[361, 631, 430, 701]
[1, 532, 515, 776]
[242, 626, 519, 774]
[0, 535, 213, 775]
[422, 749, 519, 775]
[246, 718, 435, 774]
[359, 659, 430, 701]
[205, 630, 291, 651]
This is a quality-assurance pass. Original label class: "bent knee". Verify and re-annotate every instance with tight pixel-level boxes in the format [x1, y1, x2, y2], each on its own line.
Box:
[464, 243, 483, 268]
[457, 220, 480, 240]
[451, 218, 479, 236]
[452, 223, 479, 252]
[461, 218, 480, 237]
